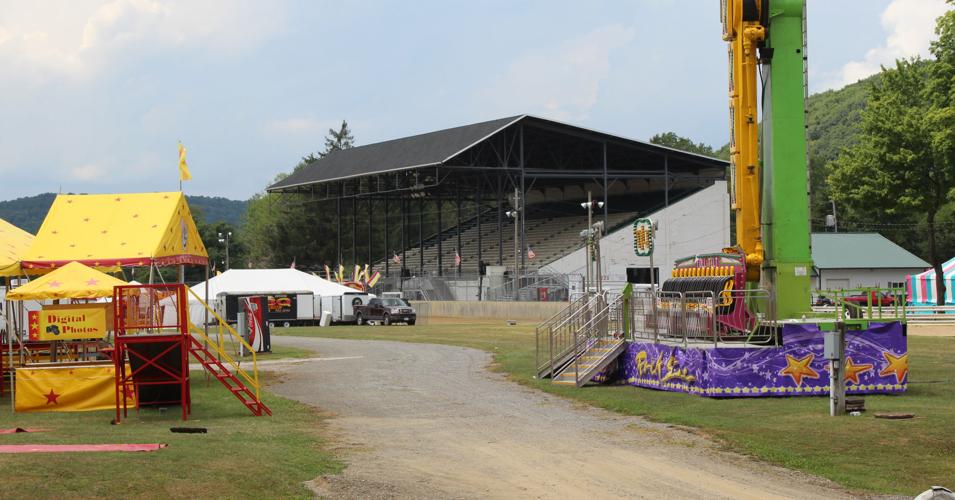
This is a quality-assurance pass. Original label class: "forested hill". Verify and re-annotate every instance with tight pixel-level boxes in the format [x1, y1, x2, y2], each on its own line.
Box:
[807, 73, 877, 222]
[0, 193, 247, 234]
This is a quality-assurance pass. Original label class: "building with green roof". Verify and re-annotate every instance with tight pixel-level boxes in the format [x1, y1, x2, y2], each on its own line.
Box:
[811, 233, 929, 291]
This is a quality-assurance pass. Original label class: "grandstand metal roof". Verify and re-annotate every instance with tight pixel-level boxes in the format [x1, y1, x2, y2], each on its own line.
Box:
[811, 233, 929, 270]
[267, 115, 727, 193]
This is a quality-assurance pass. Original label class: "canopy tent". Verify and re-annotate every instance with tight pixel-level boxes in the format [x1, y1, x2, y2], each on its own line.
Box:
[0, 218, 34, 277]
[190, 268, 361, 302]
[907, 258, 955, 305]
[20, 192, 207, 271]
[6, 261, 127, 301]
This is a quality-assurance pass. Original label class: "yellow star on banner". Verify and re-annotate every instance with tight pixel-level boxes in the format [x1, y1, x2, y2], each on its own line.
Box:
[844, 356, 874, 385]
[879, 351, 909, 384]
[779, 353, 820, 386]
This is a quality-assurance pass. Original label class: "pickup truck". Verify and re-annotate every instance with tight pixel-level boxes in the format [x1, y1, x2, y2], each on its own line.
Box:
[354, 297, 416, 326]
[842, 291, 896, 307]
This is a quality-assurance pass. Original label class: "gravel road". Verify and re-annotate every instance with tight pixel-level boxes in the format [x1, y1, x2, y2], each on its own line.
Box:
[267, 336, 853, 499]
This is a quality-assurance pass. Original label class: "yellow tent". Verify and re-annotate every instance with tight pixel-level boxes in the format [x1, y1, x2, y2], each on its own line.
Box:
[21, 192, 208, 271]
[6, 261, 127, 300]
[0, 218, 34, 277]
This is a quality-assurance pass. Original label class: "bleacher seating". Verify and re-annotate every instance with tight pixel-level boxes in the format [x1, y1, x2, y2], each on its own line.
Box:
[384, 207, 638, 276]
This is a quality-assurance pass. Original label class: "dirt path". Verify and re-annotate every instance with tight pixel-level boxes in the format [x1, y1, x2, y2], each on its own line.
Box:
[267, 336, 854, 499]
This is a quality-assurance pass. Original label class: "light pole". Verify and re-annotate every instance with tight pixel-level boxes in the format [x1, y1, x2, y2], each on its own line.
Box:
[580, 192, 604, 293]
[506, 207, 520, 298]
[217, 231, 232, 270]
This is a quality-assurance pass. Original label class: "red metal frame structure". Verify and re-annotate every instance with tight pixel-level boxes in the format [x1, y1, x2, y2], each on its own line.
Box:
[112, 284, 191, 422]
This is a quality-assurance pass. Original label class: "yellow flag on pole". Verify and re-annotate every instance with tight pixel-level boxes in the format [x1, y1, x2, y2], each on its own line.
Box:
[178, 142, 192, 181]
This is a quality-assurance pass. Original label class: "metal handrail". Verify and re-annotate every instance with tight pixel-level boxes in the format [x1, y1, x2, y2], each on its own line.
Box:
[571, 295, 621, 386]
[535, 292, 605, 377]
[186, 288, 261, 401]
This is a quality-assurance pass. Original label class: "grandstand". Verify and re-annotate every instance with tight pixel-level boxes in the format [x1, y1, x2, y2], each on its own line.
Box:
[268, 115, 728, 299]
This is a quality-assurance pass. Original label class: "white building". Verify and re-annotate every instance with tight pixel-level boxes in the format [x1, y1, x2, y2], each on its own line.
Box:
[542, 181, 731, 292]
[811, 233, 928, 291]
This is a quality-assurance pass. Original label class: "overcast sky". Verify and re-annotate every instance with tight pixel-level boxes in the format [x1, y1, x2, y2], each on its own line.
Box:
[0, 0, 948, 201]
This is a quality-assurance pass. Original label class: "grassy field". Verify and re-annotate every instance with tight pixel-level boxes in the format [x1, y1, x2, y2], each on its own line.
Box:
[0, 370, 340, 499]
[274, 321, 955, 496]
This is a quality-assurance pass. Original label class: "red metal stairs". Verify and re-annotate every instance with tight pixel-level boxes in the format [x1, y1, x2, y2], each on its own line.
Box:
[188, 337, 272, 416]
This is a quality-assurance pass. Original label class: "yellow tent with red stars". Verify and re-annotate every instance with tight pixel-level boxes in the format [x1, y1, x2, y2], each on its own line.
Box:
[20, 192, 208, 272]
[0, 218, 34, 277]
[6, 261, 126, 300]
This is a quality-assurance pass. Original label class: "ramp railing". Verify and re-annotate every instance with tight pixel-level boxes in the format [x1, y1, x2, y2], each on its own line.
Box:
[567, 294, 626, 387]
[535, 292, 605, 378]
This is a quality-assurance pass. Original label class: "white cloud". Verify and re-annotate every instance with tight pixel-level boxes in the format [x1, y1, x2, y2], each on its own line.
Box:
[71, 164, 106, 181]
[479, 24, 635, 121]
[0, 0, 284, 81]
[824, 0, 949, 89]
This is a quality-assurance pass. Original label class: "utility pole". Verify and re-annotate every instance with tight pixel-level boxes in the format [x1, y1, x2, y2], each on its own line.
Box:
[580, 192, 604, 294]
[218, 231, 232, 270]
[506, 188, 520, 299]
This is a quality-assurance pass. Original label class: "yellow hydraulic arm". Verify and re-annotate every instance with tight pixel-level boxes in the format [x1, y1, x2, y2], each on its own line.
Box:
[722, 0, 765, 281]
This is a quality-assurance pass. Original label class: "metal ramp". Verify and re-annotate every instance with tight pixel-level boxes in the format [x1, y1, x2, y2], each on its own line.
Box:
[536, 292, 628, 387]
[552, 338, 627, 387]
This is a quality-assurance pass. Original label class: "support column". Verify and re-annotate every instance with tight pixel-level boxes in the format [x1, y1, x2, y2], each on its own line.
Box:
[437, 198, 443, 276]
[351, 197, 357, 265]
[664, 155, 670, 277]
[336, 197, 342, 263]
[418, 197, 424, 274]
[497, 181, 504, 265]
[367, 197, 372, 266]
[476, 185, 483, 274]
[602, 141, 609, 227]
[519, 124, 526, 276]
[456, 189, 462, 276]
[384, 195, 390, 277]
[401, 198, 407, 273]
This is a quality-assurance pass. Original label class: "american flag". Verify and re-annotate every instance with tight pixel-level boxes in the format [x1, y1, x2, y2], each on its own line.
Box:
[527, 247, 536, 259]
[455, 250, 462, 267]
[393, 253, 401, 264]
[290, 257, 296, 269]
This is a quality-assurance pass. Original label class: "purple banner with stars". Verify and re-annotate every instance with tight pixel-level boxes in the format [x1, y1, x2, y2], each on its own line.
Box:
[618, 321, 908, 398]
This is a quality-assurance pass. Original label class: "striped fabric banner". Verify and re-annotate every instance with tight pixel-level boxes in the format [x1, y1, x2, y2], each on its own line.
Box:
[908, 258, 955, 305]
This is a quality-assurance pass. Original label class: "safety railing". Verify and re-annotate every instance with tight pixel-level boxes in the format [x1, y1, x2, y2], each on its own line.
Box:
[629, 288, 776, 347]
[569, 294, 624, 386]
[815, 287, 907, 321]
[186, 288, 261, 402]
[535, 292, 605, 378]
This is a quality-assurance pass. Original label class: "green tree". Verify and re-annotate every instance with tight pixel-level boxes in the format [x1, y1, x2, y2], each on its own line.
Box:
[649, 131, 727, 159]
[241, 124, 357, 269]
[828, 57, 954, 304]
[321, 120, 355, 158]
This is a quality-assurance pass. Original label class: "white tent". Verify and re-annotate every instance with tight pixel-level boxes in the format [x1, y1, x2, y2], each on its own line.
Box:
[190, 268, 360, 301]
[186, 269, 370, 324]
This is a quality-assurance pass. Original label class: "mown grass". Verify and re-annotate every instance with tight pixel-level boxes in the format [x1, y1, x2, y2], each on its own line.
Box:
[0, 370, 341, 499]
[275, 321, 955, 496]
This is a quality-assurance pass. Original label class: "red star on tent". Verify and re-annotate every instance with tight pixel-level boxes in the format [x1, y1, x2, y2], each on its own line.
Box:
[85, 278, 99, 286]
[879, 351, 909, 384]
[83, 218, 89, 222]
[779, 353, 820, 386]
[844, 357, 874, 385]
[47, 280, 62, 288]
[45, 389, 60, 405]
